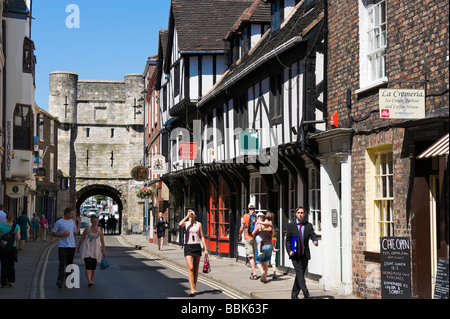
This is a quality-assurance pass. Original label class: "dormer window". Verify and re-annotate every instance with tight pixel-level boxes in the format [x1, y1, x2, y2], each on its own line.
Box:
[271, 0, 284, 31]
[23, 37, 36, 74]
[241, 25, 251, 57]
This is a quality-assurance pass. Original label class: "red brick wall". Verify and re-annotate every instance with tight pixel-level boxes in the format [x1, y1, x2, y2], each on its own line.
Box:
[327, 0, 449, 299]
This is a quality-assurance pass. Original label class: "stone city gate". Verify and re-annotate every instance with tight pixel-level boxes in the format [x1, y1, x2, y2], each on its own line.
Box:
[49, 71, 146, 233]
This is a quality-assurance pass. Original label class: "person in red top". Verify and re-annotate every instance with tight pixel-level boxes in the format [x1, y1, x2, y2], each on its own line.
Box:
[239, 203, 258, 280]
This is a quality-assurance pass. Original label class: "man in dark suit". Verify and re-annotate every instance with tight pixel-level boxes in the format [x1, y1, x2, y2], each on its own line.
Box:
[285, 206, 318, 299]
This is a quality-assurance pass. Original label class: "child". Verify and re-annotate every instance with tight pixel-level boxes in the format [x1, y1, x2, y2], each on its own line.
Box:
[253, 212, 274, 258]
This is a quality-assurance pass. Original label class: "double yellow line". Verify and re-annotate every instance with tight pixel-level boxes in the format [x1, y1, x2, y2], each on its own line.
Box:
[117, 237, 243, 299]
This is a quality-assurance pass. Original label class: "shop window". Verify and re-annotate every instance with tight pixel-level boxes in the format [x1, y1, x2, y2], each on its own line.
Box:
[308, 168, 321, 233]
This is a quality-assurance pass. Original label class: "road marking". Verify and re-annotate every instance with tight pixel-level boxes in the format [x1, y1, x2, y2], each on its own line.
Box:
[39, 241, 58, 299]
[118, 238, 244, 299]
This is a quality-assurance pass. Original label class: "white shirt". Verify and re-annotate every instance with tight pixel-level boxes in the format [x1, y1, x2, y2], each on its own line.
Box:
[53, 218, 77, 248]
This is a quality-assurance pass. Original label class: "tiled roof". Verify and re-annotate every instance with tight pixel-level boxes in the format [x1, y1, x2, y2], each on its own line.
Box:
[225, 0, 271, 40]
[170, 0, 255, 52]
[199, 0, 325, 107]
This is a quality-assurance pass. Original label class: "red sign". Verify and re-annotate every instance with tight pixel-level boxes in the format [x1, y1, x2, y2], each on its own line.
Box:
[179, 142, 198, 160]
[381, 109, 390, 118]
[330, 112, 339, 127]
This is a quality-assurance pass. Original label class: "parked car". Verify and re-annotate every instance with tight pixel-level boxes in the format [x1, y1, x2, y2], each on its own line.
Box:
[87, 209, 99, 217]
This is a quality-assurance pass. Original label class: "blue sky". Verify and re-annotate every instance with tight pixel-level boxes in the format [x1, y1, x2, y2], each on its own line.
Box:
[32, 0, 171, 111]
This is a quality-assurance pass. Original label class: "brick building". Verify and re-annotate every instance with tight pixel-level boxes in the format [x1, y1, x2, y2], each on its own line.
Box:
[326, 0, 449, 298]
[35, 106, 59, 229]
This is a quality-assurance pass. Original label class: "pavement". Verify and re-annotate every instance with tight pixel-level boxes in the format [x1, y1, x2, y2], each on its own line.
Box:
[0, 233, 358, 300]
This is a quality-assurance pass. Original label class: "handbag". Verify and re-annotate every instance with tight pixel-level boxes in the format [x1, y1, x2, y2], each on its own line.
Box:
[202, 254, 211, 273]
[0, 223, 16, 253]
[100, 255, 110, 270]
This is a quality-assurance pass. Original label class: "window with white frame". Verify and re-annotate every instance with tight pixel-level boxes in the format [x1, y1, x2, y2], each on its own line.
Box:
[50, 120, 55, 145]
[359, 0, 387, 90]
[288, 174, 296, 222]
[249, 175, 268, 213]
[308, 167, 321, 233]
[366, 145, 393, 251]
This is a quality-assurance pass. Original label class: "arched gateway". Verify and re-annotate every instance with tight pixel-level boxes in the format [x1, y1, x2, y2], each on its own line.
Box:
[49, 72, 146, 234]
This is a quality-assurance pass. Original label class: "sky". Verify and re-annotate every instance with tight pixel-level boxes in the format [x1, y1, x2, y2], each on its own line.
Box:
[32, 0, 171, 111]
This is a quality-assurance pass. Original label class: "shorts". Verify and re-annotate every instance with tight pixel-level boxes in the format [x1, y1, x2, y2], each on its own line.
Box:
[84, 257, 98, 270]
[245, 238, 256, 258]
[184, 244, 202, 257]
[256, 244, 273, 264]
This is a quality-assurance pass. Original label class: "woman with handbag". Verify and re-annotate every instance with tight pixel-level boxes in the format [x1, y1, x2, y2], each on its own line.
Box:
[77, 215, 106, 287]
[179, 209, 208, 297]
[0, 211, 21, 288]
[38, 215, 48, 242]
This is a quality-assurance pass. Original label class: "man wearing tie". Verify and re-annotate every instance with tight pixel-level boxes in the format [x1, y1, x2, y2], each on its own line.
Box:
[285, 206, 318, 299]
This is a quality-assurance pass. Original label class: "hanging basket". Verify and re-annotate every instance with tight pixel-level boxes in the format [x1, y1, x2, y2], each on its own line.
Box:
[136, 187, 156, 199]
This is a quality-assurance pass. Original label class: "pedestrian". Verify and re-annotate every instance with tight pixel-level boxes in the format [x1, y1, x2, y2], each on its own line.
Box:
[16, 211, 31, 251]
[252, 211, 274, 283]
[285, 206, 318, 299]
[99, 215, 106, 232]
[238, 203, 258, 280]
[77, 215, 106, 287]
[155, 212, 168, 250]
[31, 213, 39, 241]
[39, 215, 48, 242]
[51, 207, 81, 288]
[178, 209, 209, 297]
[270, 223, 280, 280]
[0, 211, 20, 288]
[0, 204, 6, 224]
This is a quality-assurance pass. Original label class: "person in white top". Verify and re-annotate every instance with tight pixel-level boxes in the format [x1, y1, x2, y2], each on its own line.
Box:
[51, 207, 81, 288]
[0, 204, 7, 224]
[179, 209, 208, 297]
[77, 215, 106, 287]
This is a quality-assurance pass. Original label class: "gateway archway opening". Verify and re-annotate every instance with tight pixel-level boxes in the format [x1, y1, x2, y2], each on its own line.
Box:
[76, 185, 123, 235]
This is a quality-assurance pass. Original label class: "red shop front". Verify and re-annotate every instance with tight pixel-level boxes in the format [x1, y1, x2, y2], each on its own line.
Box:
[206, 178, 230, 255]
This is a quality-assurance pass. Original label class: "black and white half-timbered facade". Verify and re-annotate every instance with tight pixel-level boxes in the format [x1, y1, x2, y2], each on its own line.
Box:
[157, 0, 339, 286]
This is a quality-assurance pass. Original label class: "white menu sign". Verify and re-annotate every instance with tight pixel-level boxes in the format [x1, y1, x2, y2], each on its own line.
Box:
[379, 89, 425, 119]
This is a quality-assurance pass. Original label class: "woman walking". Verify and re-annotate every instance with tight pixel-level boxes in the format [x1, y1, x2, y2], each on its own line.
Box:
[252, 211, 274, 283]
[178, 209, 208, 296]
[155, 212, 168, 250]
[77, 215, 106, 287]
[16, 211, 31, 251]
[0, 211, 21, 288]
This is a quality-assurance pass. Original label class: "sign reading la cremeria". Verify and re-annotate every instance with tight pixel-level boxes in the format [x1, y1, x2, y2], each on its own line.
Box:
[379, 89, 425, 119]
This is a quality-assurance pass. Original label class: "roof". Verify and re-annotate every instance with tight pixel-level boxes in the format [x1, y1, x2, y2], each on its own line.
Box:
[198, 0, 325, 107]
[169, 0, 256, 52]
[225, 0, 271, 40]
[417, 134, 449, 159]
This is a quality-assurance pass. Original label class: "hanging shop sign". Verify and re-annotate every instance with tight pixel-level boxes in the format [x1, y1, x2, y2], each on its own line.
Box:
[179, 142, 198, 161]
[151, 155, 166, 175]
[379, 89, 425, 119]
[6, 182, 27, 198]
[240, 131, 259, 155]
[131, 165, 149, 181]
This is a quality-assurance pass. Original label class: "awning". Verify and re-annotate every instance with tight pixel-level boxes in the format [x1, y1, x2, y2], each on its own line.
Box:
[417, 134, 449, 159]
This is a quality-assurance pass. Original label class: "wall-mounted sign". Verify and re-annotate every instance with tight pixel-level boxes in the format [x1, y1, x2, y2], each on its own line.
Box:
[240, 131, 259, 155]
[36, 168, 46, 178]
[379, 89, 425, 119]
[131, 165, 149, 181]
[6, 182, 27, 198]
[151, 155, 166, 175]
[179, 142, 198, 160]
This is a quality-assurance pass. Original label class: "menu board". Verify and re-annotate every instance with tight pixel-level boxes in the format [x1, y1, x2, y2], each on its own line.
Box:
[434, 258, 449, 299]
[380, 237, 411, 299]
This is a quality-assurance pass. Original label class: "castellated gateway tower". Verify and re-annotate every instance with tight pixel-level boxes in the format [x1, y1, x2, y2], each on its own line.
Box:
[48, 71, 145, 234]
